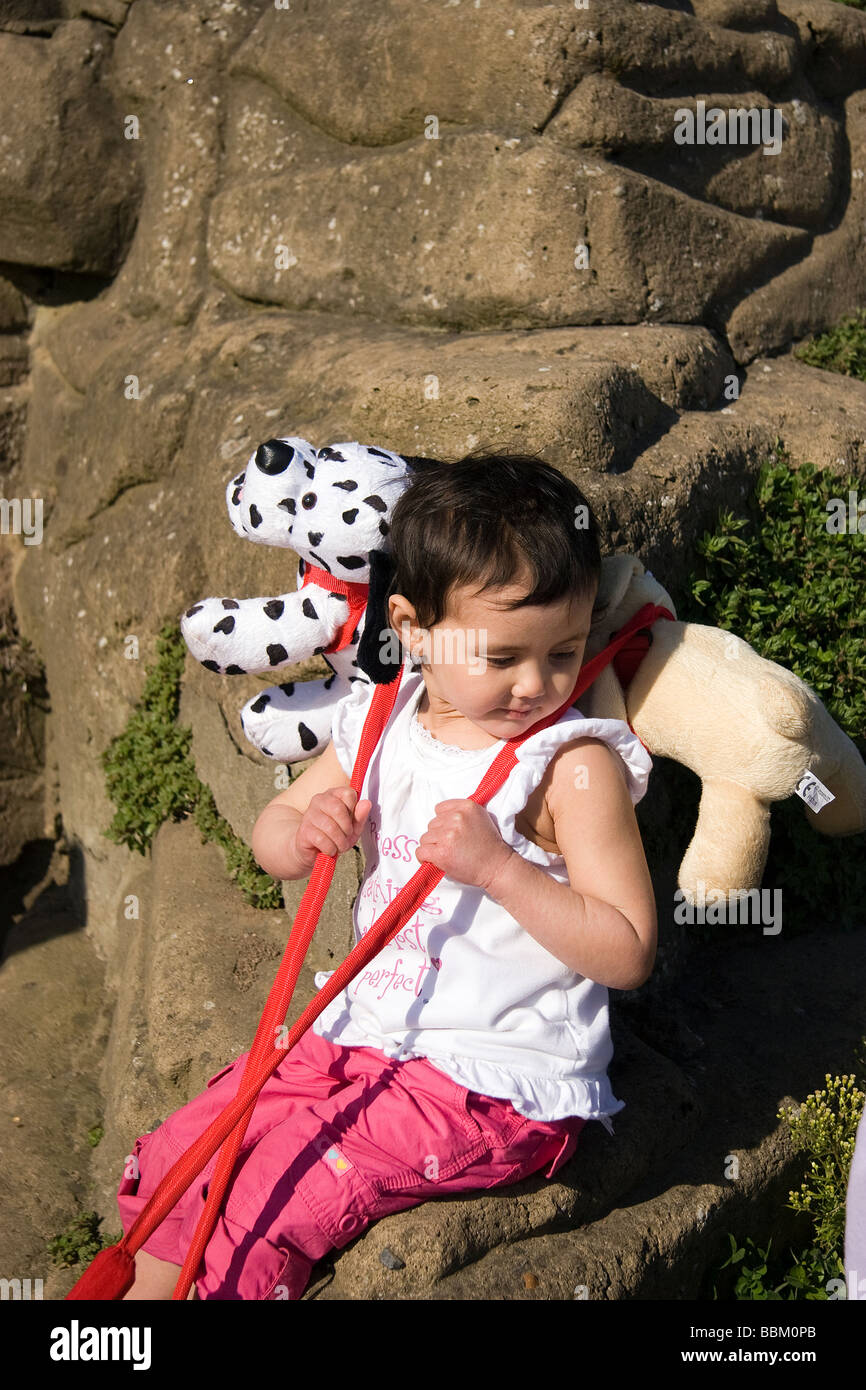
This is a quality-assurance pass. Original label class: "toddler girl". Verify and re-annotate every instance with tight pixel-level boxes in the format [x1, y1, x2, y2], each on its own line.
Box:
[117, 451, 656, 1300]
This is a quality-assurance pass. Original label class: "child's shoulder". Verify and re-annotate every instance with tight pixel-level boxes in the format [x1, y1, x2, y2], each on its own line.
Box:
[542, 734, 629, 810]
[517, 735, 627, 854]
[547, 731, 628, 767]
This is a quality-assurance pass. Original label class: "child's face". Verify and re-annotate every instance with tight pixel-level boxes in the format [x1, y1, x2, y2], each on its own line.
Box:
[387, 579, 598, 736]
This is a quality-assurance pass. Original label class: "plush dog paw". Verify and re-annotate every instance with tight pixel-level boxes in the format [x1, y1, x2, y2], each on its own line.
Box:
[241, 673, 362, 762]
[180, 592, 342, 673]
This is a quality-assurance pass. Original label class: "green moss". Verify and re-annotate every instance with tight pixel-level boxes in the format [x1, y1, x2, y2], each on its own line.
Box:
[86, 1124, 104, 1148]
[191, 781, 284, 908]
[669, 445, 866, 938]
[795, 308, 866, 378]
[100, 621, 284, 909]
[47, 1210, 122, 1270]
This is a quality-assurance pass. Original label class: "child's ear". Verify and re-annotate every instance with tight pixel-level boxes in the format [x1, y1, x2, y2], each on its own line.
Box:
[356, 549, 404, 684]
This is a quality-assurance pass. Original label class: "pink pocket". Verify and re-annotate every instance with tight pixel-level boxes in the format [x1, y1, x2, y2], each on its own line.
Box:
[461, 1088, 527, 1149]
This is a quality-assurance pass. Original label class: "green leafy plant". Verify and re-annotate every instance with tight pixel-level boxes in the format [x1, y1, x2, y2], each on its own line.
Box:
[672, 445, 866, 938]
[795, 308, 866, 380]
[677, 449, 865, 743]
[716, 1233, 839, 1300]
[47, 1211, 122, 1270]
[781, 1072, 865, 1259]
[718, 1232, 776, 1299]
[87, 1124, 104, 1148]
[712, 1062, 865, 1299]
[101, 620, 285, 909]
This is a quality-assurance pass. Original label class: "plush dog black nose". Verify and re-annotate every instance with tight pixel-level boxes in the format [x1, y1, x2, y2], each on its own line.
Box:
[254, 439, 295, 474]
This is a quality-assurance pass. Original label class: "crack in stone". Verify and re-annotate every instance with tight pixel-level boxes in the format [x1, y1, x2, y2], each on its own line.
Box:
[85, 474, 160, 524]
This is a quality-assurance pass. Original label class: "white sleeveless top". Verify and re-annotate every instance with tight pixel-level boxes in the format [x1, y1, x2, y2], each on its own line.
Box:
[311, 655, 653, 1129]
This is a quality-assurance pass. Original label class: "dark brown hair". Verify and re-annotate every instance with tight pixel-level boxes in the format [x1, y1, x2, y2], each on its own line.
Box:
[386, 450, 602, 630]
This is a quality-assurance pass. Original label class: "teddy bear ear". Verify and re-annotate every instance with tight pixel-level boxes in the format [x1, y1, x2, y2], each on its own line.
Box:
[356, 548, 404, 684]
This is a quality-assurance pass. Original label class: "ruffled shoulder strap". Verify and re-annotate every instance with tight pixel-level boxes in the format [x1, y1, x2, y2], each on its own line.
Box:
[525, 707, 654, 806]
[483, 705, 653, 865]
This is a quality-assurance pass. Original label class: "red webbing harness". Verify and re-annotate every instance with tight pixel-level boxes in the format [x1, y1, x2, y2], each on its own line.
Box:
[66, 600, 673, 1300]
[300, 562, 370, 654]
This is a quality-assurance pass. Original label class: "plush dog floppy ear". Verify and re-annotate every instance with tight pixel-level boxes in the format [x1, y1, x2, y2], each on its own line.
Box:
[356, 547, 403, 684]
[355, 454, 442, 684]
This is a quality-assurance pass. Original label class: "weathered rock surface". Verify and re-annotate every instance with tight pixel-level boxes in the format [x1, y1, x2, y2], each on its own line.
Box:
[0, 20, 142, 274]
[727, 88, 866, 361]
[0, 847, 111, 1303]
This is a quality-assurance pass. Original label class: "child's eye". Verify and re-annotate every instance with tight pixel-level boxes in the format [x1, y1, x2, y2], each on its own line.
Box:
[486, 651, 577, 668]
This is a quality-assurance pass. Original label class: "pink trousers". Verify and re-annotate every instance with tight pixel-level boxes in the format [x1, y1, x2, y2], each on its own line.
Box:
[117, 1028, 586, 1300]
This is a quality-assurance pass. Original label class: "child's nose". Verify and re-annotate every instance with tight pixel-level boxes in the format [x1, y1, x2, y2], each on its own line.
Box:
[512, 666, 546, 698]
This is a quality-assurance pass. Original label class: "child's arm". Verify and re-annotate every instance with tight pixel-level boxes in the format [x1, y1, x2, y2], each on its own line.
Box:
[483, 737, 657, 990]
[250, 739, 371, 881]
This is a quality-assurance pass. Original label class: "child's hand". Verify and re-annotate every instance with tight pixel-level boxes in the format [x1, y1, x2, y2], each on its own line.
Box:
[415, 799, 515, 892]
[294, 788, 372, 870]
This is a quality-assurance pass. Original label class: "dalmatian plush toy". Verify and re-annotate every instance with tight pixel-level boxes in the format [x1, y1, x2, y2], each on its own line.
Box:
[180, 436, 432, 766]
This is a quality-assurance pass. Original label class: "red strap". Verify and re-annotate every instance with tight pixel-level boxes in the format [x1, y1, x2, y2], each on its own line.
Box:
[65, 600, 672, 1301]
[612, 627, 651, 689]
[301, 562, 369, 653]
[612, 626, 659, 752]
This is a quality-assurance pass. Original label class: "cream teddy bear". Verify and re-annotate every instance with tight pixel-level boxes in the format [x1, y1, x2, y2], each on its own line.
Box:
[581, 555, 866, 902]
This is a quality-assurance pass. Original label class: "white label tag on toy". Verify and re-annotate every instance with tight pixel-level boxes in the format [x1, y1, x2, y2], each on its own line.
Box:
[794, 770, 835, 813]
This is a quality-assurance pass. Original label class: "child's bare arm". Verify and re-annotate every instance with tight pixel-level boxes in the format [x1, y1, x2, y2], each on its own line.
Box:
[483, 738, 657, 990]
[250, 739, 371, 880]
